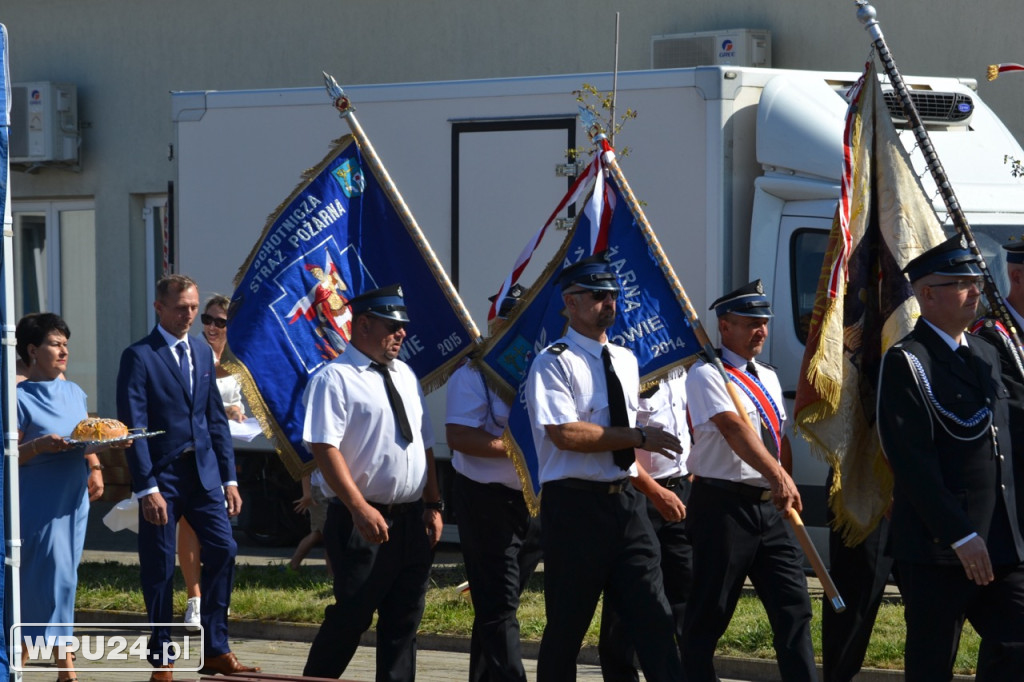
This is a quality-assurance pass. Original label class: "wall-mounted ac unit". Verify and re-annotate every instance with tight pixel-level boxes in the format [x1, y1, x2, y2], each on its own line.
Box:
[10, 81, 80, 166]
[651, 29, 771, 69]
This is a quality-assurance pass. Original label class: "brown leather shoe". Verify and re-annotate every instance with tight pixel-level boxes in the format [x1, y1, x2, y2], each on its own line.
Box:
[148, 663, 173, 682]
[199, 652, 261, 676]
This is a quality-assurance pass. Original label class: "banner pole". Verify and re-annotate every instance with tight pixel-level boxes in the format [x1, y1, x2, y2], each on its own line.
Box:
[591, 135, 719, 362]
[1, 22, 24, 678]
[856, 2, 1024, 380]
[594, 131, 845, 612]
[322, 72, 481, 344]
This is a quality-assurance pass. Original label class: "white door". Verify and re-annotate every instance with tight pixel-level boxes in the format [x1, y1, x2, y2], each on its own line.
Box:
[453, 120, 578, 330]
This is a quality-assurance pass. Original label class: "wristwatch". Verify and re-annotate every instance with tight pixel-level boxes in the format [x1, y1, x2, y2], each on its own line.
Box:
[424, 500, 445, 512]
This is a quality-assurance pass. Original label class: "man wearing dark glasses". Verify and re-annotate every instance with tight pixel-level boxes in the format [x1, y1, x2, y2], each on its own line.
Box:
[300, 284, 444, 682]
[525, 252, 684, 682]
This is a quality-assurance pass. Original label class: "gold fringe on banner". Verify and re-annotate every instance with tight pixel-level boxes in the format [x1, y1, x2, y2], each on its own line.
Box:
[221, 351, 314, 481]
[502, 429, 540, 517]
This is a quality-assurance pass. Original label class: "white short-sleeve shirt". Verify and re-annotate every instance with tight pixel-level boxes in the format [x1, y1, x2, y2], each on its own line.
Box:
[445, 362, 520, 489]
[685, 346, 785, 487]
[526, 327, 640, 484]
[303, 345, 435, 504]
[636, 367, 689, 481]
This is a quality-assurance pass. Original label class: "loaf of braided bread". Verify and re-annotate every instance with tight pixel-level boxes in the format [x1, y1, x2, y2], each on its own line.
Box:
[71, 417, 129, 442]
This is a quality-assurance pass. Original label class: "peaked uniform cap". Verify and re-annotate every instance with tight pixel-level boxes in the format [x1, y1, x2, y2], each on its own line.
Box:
[1002, 237, 1024, 265]
[489, 283, 526, 319]
[902, 234, 982, 282]
[558, 252, 619, 291]
[710, 279, 773, 318]
[348, 284, 410, 322]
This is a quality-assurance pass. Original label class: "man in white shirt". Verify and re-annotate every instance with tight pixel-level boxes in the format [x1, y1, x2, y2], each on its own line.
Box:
[117, 274, 258, 680]
[681, 279, 814, 682]
[525, 252, 683, 682]
[446, 283, 542, 682]
[301, 284, 444, 682]
[878, 235, 1024, 680]
[598, 368, 692, 682]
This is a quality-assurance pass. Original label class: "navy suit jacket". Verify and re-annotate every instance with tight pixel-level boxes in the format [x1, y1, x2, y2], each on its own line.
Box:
[117, 326, 235, 494]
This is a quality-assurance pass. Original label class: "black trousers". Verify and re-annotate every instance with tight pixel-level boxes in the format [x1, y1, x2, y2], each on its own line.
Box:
[898, 560, 1024, 682]
[682, 479, 816, 682]
[452, 473, 542, 682]
[821, 471, 895, 682]
[537, 480, 682, 682]
[303, 500, 432, 682]
[599, 478, 692, 682]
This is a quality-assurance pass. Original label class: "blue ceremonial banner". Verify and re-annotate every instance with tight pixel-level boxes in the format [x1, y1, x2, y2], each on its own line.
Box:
[227, 135, 477, 477]
[480, 177, 699, 510]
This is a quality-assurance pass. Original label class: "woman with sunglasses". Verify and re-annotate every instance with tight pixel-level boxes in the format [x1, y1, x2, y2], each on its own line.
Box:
[201, 295, 245, 422]
[179, 295, 247, 630]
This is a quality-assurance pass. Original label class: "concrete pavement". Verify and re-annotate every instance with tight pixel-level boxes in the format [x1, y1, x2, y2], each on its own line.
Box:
[20, 635, 765, 682]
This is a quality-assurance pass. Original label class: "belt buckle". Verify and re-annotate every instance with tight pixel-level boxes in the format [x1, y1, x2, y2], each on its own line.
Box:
[759, 489, 772, 502]
[607, 482, 626, 494]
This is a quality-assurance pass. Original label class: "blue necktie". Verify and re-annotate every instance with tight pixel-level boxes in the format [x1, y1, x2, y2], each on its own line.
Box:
[176, 342, 192, 395]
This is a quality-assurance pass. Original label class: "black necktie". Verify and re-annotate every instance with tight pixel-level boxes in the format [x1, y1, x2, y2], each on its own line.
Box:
[602, 346, 635, 470]
[955, 345, 973, 363]
[370, 362, 414, 443]
[176, 342, 192, 396]
[956, 345, 983, 384]
[747, 362, 777, 458]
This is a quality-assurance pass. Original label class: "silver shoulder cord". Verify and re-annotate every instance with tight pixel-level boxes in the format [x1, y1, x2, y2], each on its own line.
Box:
[996, 328, 1024, 383]
[900, 349, 993, 440]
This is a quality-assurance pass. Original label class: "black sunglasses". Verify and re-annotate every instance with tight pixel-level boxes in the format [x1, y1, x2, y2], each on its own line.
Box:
[201, 314, 227, 329]
[378, 318, 407, 334]
[570, 289, 619, 302]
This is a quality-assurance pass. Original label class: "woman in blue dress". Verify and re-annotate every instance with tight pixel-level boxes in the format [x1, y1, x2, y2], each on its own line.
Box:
[15, 313, 107, 682]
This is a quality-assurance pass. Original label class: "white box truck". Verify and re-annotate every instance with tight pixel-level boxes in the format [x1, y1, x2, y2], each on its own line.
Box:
[171, 66, 1024, 556]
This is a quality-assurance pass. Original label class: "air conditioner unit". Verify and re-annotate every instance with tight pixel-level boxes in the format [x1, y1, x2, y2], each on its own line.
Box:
[651, 29, 771, 69]
[10, 81, 80, 166]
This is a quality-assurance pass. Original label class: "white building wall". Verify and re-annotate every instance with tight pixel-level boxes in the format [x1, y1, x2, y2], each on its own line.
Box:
[3, 0, 1022, 414]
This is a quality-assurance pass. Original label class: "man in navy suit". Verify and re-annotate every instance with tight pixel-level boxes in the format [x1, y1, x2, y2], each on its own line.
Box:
[117, 274, 260, 681]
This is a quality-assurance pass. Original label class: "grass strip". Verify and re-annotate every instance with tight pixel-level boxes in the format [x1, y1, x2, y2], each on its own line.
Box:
[76, 561, 979, 674]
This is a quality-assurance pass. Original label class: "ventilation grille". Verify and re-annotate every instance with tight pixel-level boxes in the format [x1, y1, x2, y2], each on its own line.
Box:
[883, 90, 974, 124]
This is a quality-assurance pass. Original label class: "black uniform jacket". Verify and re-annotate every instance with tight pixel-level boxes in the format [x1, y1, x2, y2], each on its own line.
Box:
[974, 316, 1024, 531]
[877, 319, 1024, 566]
